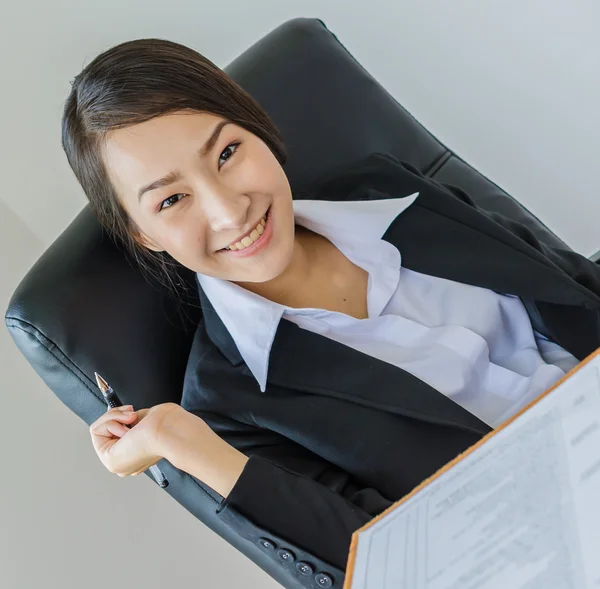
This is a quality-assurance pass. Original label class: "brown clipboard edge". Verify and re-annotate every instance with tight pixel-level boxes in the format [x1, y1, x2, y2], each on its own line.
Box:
[342, 345, 600, 589]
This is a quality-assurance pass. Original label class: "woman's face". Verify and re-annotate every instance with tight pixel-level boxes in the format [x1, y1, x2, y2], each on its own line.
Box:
[102, 111, 295, 282]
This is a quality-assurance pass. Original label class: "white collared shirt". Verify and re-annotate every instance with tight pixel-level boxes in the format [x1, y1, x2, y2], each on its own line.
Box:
[197, 194, 579, 428]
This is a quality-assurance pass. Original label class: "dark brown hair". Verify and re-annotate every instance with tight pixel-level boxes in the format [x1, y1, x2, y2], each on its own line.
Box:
[61, 38, 287, 295]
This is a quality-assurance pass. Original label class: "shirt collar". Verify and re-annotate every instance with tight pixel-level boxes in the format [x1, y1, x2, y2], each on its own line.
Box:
[197, 194, 419, 391]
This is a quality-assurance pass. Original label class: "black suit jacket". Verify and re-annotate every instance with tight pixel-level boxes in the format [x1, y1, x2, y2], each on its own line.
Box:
[181, 152, 600, 589]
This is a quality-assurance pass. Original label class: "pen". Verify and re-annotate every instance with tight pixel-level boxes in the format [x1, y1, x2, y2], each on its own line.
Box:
[94, 372, 169, 488]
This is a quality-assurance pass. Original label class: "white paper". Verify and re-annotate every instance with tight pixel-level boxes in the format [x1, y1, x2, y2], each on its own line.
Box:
[350, 355, 600, 589]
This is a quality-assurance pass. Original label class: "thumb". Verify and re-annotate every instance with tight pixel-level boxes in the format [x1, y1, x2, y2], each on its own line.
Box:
[130, 408, 151, 425]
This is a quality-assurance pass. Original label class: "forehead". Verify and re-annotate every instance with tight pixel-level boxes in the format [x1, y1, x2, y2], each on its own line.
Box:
[102, 111, 228, 199]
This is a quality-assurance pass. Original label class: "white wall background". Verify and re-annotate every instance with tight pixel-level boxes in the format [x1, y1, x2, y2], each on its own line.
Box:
[1, 1, 598, 588]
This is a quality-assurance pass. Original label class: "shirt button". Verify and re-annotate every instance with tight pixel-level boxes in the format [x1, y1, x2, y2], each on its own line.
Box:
[314, 572, 334, 587]
[295, 561, 314, 576]
[276, 548, 296, 563]
[258, 538, 276, 551]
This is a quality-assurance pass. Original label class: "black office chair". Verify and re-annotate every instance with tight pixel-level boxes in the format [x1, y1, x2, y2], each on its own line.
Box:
[5, 17, 599, 589]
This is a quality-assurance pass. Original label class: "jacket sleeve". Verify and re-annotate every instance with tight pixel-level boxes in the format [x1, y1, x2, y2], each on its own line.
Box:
[201, 414, 394, 589]
[393, 155, 600, 300]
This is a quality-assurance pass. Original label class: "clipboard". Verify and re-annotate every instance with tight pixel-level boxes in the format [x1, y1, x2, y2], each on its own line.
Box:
[344, 346, 600, 589]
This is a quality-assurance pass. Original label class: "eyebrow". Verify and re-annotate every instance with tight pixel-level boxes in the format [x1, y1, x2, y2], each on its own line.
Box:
[137, 120, 231, 202]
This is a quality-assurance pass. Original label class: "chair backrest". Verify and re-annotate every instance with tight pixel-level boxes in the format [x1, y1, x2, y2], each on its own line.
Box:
[4, 17, 570, 588]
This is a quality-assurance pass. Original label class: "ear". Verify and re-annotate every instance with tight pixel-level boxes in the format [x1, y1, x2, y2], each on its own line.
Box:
[132, 229, 165, 252]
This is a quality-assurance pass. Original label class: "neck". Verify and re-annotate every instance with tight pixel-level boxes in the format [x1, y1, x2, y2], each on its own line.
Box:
[235, 224, 329, 306]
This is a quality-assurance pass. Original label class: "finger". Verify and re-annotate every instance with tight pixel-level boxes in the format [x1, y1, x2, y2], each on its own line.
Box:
[90, 414, 137, 454]
[91, 419, 130, 445]
[105, 405, 134, 417]
[129, 408, 150, 426]
[91, 409, 137, 430]
[89, 407, 135, 431]
[131, 407, 149, 419]
[105, 420, 131, 438]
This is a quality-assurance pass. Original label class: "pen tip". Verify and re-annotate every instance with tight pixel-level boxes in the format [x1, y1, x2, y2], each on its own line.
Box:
[94, 372, 109, 393]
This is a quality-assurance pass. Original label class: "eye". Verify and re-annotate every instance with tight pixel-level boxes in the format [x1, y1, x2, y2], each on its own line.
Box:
[218, 142, 240, 168]
[159, 193, 185, 211]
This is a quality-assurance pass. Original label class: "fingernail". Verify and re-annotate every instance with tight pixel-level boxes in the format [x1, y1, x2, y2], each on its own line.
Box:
[120, 405, 133, 411]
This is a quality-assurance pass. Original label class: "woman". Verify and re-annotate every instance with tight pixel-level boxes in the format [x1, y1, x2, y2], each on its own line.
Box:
[63, 39, 600, 588]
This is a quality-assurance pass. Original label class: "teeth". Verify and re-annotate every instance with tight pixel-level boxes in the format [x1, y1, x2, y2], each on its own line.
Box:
[226, 216, 266, 250]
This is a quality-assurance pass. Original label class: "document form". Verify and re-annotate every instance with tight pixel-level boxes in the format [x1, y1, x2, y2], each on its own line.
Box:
[346, 353, 600, 589]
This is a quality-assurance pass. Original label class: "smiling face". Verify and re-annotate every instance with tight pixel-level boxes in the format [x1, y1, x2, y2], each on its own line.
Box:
[102, 110, 296, 282]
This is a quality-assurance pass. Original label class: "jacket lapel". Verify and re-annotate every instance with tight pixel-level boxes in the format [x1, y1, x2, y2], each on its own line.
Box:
[198, 287, 491, 436]
[383, 186, 598, 308]
[266, 318, 492, 435]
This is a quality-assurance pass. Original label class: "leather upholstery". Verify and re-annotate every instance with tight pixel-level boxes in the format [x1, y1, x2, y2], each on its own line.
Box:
[4, 17, 590, 588]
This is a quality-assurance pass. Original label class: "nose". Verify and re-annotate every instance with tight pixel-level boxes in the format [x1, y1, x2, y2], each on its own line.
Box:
[198, 185, 250, 233]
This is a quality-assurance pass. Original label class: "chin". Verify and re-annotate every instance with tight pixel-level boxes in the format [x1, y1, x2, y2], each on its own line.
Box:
[241, 258, 290, 284]
[232, 243, 294, 284]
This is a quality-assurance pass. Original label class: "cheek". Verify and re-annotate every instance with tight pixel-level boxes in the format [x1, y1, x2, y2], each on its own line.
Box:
[244, 144, 286, 190]
[156, 215, 206, 255]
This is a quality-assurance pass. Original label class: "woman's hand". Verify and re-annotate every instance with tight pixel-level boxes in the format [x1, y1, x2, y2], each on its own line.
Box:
[90, 401, 249, 497]
[89, 402, 181, 478]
